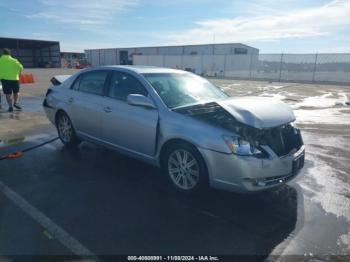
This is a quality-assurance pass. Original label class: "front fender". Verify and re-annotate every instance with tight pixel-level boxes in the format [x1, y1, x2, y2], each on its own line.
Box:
[156, 112, 233, 159]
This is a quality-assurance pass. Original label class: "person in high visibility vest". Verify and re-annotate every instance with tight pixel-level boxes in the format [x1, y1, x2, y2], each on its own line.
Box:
[0, 48, 23, 112]
[0, 81, 2, 111]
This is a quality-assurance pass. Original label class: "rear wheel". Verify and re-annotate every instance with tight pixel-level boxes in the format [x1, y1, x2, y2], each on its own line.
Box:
[56, 112, 80, 146]
[163, 143, 208, 193]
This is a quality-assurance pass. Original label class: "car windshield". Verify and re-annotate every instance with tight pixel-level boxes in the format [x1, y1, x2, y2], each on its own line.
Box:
[143, 73, 228, 109]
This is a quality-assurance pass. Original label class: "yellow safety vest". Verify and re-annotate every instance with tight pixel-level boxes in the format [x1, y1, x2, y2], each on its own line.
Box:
[0, 55, 23, 81]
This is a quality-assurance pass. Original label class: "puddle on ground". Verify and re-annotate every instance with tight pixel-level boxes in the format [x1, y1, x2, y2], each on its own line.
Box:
[17, 97, 44, 113]
[0, 97, 44, 114]
[0, 133, 58, 154]
[294, 108, 350, 125]
[0, 135, 26, 148]
[294, 131, 350, 254]
[293, 92, 348, 109]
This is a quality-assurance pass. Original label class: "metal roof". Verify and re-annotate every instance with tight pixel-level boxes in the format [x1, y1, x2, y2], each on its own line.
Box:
[0, 37, 59, 49]
[85, 42, 259, 51]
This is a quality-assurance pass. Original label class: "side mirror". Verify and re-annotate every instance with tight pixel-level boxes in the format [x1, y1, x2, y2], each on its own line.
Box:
[127, 94, 156, 109]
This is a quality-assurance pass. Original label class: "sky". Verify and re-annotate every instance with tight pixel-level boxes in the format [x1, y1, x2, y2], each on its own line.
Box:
[0, 0, 349, 53]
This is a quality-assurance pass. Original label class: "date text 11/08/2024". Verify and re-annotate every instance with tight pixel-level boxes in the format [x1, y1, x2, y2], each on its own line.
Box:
[127, 256, 220, 261]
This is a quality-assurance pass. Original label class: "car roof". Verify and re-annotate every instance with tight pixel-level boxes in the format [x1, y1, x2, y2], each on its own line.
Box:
[97, 65, 186, 74]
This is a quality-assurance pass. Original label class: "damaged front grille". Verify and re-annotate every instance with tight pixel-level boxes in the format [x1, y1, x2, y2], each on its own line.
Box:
[260, 125, 303, 157]
[174, 102, 303, 158]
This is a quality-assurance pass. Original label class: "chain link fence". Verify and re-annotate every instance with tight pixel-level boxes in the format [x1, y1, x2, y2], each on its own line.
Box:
[134, 53, 350, 84]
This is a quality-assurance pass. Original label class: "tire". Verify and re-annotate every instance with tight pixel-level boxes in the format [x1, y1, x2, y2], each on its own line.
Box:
[162, 142, 208, 194]
[56, 112, 80, 147]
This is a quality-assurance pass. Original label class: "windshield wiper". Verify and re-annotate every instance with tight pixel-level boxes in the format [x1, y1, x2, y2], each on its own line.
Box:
[171, 100, 217, 111]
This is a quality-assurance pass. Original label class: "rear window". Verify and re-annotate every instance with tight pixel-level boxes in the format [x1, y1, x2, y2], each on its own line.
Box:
[76, 71, 108, 95]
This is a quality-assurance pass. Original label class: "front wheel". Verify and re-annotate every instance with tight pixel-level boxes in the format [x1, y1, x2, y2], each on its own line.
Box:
[56, 112, 80, 146]
[163, 143, 208, 193]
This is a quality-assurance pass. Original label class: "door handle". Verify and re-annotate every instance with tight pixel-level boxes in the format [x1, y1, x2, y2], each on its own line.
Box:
[68, 97, 74, 103]
[104, 106, 112, 113]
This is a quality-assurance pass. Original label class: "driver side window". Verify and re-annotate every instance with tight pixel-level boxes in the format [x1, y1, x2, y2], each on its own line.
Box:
[108, 72, 148, 100]
[146, 76, 183, 108]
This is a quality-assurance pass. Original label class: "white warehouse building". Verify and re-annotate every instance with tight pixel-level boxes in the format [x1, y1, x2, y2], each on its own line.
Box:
[85, 43, 259, 77]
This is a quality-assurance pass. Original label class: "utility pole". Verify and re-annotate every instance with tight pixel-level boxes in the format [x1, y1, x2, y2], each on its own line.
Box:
[312, 52, 318, 82]
[278, 53, 284, 82]
[249, 54, 253, 79]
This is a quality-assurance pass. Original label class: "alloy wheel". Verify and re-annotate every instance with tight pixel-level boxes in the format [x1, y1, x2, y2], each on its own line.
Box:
[58, 114, 73, 143]
[167, 149, 200, 190]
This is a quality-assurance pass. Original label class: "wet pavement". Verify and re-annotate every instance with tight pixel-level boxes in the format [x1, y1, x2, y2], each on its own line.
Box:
[0, 75, 349, 261]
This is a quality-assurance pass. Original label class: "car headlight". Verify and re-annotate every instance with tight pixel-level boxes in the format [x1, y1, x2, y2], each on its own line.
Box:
[223, 135, 262, 156]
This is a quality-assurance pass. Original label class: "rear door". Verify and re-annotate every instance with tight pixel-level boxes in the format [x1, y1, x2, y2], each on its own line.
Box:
[100, 70, 159, 157]
[66, 70, 108, 139]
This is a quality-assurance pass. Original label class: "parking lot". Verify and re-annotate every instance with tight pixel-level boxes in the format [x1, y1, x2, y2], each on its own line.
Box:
[0, 69, 349, 261]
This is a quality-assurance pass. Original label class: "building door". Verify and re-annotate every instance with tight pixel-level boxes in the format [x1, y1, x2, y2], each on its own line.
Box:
[119, 50, 129, 65]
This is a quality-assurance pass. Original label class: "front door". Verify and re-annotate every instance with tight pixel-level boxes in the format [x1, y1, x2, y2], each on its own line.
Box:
[101, 71, 158, 157]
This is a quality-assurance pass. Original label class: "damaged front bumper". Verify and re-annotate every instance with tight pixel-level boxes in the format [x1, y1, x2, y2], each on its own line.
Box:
[198, 145, 305, 193]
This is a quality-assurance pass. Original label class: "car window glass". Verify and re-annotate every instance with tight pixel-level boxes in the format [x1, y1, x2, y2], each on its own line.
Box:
[79, 71, 108, 95]
[108, 72, 148, 100]
[71, 76, 80, 90]
[144, 73, 227, 108]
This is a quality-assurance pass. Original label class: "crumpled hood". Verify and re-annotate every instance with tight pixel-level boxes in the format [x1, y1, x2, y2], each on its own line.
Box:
[217, 96, 295, 129]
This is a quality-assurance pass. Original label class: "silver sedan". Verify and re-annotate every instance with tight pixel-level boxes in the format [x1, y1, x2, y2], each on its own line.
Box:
[43, 66, 305, 193]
